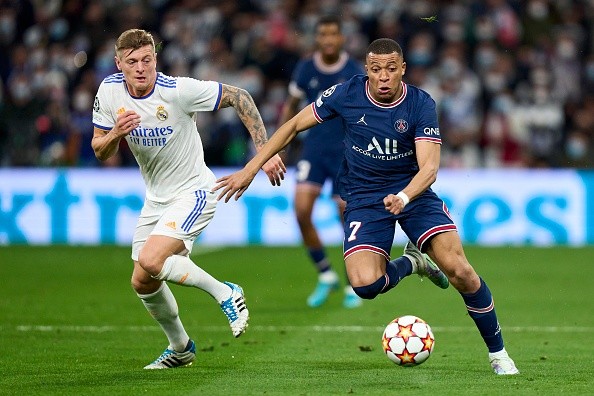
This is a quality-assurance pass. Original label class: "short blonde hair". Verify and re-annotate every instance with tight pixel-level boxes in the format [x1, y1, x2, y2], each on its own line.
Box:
[115, 29, 155, 57]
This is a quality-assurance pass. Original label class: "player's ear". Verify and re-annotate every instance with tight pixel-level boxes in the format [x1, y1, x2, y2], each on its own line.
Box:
[114, 56, 121, 71]
[401, 61, 406, 76]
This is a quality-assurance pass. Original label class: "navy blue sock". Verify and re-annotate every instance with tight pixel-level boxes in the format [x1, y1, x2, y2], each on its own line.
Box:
[460, 278, 504, 353]
[352, 276, 386, 299]
[352, 257, 413, 299]
[308, 248, 330, 272]
[380, 256, 413, 294]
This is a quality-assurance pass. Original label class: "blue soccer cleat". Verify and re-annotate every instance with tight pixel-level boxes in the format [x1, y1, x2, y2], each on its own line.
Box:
[220, 282, 249, 338]
[307, 271, 339, 308]
[144, 339, 196, 369]
[404, 241, 449, 289]
[342, 286, 363, 309]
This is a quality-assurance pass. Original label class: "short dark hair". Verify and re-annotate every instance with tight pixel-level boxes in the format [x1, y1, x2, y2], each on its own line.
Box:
[316, 15, 342, 31]
[367, 38, 403, 58]
[115, 29, 155, 57]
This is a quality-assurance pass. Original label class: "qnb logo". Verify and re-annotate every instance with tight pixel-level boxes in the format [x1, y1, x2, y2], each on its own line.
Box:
[423, 127, 440, 136]
[366, 136, 398, 154]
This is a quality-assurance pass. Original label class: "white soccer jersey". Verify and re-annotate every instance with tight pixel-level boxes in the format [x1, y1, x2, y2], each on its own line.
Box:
[93, 72, 221, 202]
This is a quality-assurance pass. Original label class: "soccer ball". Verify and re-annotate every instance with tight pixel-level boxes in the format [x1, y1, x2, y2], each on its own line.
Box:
[382, 315, 435, 366]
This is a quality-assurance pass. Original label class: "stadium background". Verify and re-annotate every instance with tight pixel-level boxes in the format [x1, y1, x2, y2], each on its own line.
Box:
[1, 0, 594, 247]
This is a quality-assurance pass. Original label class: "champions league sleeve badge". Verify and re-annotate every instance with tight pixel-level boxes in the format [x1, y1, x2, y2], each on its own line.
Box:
[316, 83, 339, 107]
[156, 105, 168, 121]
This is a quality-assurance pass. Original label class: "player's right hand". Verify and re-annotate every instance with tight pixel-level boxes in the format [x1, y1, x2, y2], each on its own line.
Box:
[384, 194, 405, 215]
[114, 110, 141, 137]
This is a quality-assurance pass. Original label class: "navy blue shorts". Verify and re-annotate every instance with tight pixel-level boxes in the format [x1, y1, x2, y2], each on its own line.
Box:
[295, 149, 342, 196]
[342, 190, 457, 261]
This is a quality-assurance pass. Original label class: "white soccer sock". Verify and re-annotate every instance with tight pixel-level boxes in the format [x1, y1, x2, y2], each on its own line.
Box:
[489, 348, 508, 359]
[319, 269, 339, 283]
[155, 255, 231, 303]
[138, 282, 189, 352]
[344, 285, 357, 295]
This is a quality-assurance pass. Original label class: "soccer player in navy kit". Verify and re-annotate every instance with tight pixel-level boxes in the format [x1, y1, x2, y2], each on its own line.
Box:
[215, 38, 519, 375]
[278, 15, 364, 308]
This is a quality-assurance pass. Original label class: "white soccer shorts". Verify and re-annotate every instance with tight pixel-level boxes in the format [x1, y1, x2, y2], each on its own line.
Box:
[131, 190, 217, 260]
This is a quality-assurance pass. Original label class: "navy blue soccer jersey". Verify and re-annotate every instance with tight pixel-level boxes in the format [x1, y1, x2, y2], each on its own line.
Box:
[311, 75, 441, 203]
[290, 52, 363, 155]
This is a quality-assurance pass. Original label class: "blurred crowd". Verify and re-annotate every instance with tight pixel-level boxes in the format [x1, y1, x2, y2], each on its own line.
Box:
[1, 0, 594, 169]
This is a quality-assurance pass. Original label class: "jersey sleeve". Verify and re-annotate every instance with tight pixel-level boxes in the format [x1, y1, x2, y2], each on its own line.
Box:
[310, 83, 344, 123]
[414, 94, 441, 144]
[177, 77, 222, 112]
[92, 82, 115, 131]
[288, 61, 307, 99]
[288, 81, 305, 99]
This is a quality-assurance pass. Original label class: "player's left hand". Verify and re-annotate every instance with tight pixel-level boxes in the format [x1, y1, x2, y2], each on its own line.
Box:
[213, 169, 257, 202]
[261, 154, 286, 186]
[384, 194, 405, 215]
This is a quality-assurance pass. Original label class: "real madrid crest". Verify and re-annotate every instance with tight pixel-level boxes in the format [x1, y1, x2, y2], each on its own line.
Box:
[156, 105, 168, 121]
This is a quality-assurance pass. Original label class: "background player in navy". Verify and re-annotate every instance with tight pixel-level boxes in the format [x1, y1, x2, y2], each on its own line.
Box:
[278, 15, 364, 308]
[215, 38, 519, 375]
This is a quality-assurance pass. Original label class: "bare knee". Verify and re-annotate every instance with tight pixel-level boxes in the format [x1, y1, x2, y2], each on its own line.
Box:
[448, 263, 480, 293]
[345, 251, 387, 298]
[435, 252, 480, 293]
[346, 261, 386, 291]
[131, 263, 161, 294]
[137, 250, 165, 277]
[294, 204, 313, 228]
[349, 270, 385, 299]
[348, 271, 382, 288]
[427, 234, 480, 293]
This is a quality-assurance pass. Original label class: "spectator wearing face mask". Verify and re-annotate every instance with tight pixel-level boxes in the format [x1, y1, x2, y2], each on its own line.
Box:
[480, 92, 525, 168]
[436, 43, 483, 168]
[551, 32, 583, 104]
[558, 129, 594, 168]
[557, 94, 594, 168]
[0, 72, 46, 166]
[70, 84, 100, 167]
[514, 67, 565, 168]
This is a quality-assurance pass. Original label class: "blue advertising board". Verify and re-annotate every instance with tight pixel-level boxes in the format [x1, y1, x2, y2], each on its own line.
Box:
[0, 168, 591, 246]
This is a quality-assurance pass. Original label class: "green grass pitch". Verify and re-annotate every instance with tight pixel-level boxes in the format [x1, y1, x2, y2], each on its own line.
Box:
[1, 245, 593, 395]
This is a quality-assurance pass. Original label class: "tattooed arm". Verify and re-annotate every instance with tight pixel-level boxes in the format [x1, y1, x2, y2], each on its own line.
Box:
[219, 84, 286, 186]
